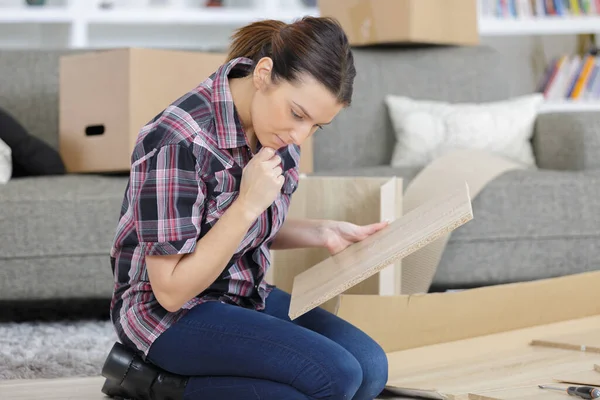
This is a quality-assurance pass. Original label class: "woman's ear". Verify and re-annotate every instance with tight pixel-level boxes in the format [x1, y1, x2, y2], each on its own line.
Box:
[253, 56, 273, 90]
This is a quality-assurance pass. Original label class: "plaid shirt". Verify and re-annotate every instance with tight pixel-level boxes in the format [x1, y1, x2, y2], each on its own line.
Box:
[109, 57, 300, 356]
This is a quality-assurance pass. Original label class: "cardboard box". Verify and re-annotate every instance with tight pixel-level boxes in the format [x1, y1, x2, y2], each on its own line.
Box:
[334, 270, 600, 354]
[59, 48, 226, 173]
[269, 177, 600, 356]
[59, 48, 316, 175]
[318, 0, 479, 46]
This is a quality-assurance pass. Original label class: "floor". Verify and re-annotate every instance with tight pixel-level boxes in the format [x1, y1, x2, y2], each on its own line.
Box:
[0, 376, 406, 399]
[0, 376, 107, 400]
[1, 315, 598, 400]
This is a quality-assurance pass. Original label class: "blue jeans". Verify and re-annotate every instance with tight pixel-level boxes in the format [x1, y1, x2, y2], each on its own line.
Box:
[146, 288, 388, 400]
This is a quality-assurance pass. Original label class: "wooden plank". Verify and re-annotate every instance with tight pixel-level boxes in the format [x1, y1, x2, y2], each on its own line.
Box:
[378, 177, 404, 295]
[288, 181, 473, 320]
[268, 176, 400, 297]
[531, 330, 600, 353]
[553, 368, 600, 386]
[382, 316, 600, 400]
[468, 386, 571, 400]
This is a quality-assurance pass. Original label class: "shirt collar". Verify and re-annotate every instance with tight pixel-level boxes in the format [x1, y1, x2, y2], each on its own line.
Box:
[210, 56, 299, 173]
[211, 57, 254, 150]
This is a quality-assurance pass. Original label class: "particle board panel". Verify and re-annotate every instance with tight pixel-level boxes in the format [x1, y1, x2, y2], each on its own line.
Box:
[268, 176, 403, 298]
[288, 181, 473, 320]
[553, 367, 600, 386]
[378, 177, 404, 295]
[531, 330, 600, 353]
[467, 386, 573, 400]
[382, 315, 600, 400]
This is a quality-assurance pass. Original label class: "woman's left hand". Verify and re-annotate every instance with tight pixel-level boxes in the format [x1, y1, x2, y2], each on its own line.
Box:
[321, 220, 389, 255]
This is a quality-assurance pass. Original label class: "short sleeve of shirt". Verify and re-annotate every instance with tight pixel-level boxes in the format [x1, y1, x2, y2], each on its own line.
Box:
[132, 143, 205, 256]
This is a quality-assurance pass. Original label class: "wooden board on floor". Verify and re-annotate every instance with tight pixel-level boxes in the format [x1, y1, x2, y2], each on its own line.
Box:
[384, 315, 600, 400]
[2, 317, 599, 400]
[468, 386, 572, 400]
[531, 329, 600, 353]
[554, 367, 600, 386]
[288, 182, 473, 320]
[0, 376, 106, 400]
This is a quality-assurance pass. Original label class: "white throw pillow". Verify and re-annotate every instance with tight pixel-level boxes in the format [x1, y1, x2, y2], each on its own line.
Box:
[385, 94, 545, 168]
[0, 137, 12, 184]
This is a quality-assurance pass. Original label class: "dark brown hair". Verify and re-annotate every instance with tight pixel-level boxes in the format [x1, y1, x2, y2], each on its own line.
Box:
[227, 17, 356, 106]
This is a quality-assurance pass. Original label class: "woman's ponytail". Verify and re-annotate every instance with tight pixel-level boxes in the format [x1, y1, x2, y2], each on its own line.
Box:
[227, 19, 287, 63]
[227, 16, 356, 106]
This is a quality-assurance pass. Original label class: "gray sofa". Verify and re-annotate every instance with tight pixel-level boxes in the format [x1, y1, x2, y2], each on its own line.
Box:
[1, 45, 599, 302]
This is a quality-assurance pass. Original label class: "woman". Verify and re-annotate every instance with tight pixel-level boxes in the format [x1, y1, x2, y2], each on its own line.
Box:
[101, 16, 389, 400]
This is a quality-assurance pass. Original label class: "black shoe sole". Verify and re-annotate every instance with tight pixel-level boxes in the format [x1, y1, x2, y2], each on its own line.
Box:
[102, 342, 135, 384]
[101, 342, 137, 399]
[100, 341, 188, 400]
[101, 378, 132, 399]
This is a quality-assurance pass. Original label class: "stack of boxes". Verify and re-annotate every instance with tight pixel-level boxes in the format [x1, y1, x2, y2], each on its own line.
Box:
[57, 1, 479, 177]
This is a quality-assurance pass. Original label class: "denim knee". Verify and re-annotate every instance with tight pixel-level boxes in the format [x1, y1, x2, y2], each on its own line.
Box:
[355, 341, 389, 400]
[327, 350, 363, 399]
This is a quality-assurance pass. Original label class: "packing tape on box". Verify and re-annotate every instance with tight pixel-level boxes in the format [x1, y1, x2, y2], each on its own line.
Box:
[400, 149, 526, 294]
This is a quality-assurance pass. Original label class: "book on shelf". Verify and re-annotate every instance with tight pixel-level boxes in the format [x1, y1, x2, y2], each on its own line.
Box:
[538, 52, 600, 101]
[480, 0, 600, 18]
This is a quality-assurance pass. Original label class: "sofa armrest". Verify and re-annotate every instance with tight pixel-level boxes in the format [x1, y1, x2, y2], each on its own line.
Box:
[533, 111, 600, 171]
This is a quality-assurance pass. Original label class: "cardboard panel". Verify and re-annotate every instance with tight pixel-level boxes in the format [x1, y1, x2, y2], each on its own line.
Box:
[129, 49, 226, 155]
[335, 270, 600, 354]
[59, 49, 131, 173]
[288, 182, 472, 320]
[59, 48, 226, 173]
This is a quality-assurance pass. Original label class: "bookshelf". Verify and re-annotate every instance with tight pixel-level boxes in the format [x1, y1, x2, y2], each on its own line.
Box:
[478, 0, 600, 113]
[1, 0, 599, 113]
[0, 0, 319, 48]
[539, 100, 600, 112]
[479, 16, 600, 36]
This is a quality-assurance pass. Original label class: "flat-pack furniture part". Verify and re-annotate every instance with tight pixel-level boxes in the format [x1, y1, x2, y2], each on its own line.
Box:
[288, 181, 473, 319]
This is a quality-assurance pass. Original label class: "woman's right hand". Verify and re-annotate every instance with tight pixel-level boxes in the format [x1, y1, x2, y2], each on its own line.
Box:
[237, 146, 285, 219]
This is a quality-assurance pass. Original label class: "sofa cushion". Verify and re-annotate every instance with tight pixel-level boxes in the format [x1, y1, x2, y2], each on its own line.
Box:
[385, 94, 544, 169]
[313, 46, 516, 172]
[1, 174, 128, 260]
[311, 166, 600, 288]
[0, 107, 66, 178]
[0, 137, 10, 184]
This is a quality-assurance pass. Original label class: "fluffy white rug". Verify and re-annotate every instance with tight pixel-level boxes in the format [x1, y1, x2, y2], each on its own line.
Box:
[0, 320, 117, 380]
[0, 320, 403, 399]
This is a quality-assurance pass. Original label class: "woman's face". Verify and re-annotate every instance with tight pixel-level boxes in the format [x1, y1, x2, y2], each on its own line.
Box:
[250, 58, 344, 150]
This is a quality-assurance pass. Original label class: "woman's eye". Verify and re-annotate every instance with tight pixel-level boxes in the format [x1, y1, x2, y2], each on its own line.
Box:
[291, 110, 302, 120]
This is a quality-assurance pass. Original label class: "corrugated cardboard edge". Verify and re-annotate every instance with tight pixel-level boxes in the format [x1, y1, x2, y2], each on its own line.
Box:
[335, 270, 600, 353]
